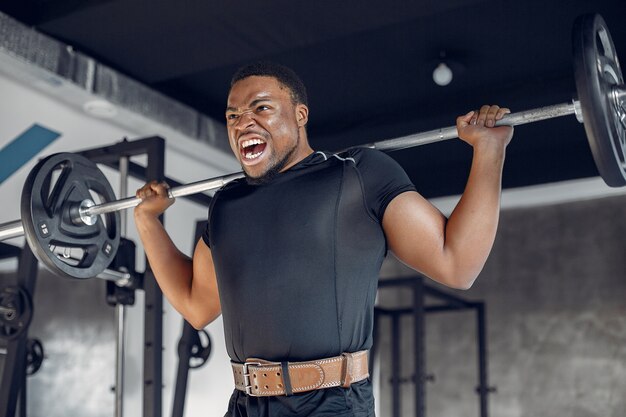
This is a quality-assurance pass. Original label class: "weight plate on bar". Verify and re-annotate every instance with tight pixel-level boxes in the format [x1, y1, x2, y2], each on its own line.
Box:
[20, 153, 120, 279]
[573, 13, 626, 187]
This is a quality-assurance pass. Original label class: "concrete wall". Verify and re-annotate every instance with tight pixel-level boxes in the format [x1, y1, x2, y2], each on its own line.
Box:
[377, 194, 626, 417]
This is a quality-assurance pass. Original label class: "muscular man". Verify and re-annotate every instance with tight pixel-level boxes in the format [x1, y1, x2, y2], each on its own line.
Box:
[134, 62, 513, 417]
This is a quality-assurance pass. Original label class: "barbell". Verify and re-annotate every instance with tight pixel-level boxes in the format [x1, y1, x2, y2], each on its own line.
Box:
[0, 13, 624, 280]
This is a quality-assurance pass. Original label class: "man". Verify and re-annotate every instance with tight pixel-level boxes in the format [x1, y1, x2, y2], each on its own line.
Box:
[134, 61, 513, 417]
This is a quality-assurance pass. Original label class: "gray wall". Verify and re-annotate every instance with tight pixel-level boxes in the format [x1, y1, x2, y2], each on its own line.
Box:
[378, 194, 626, 417]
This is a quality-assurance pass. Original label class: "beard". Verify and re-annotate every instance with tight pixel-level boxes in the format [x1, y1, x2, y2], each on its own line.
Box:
[244, 134, 300, 186]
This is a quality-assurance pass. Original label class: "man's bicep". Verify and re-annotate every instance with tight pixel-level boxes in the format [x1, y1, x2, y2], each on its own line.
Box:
[382, 191, 450, 279]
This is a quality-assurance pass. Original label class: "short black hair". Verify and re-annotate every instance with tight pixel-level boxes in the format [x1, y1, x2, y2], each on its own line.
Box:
[230, 61, 308, 106]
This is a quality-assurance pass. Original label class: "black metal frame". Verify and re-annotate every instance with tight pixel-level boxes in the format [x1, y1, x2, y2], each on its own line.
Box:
[0, 243, 39, 417]
[373, 276, 492, 417]
[77, 137, 168, 417]
[77, 137, 214, 417]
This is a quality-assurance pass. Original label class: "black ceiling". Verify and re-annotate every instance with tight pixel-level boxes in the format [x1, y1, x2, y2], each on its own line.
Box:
[1, 0, 625, 197]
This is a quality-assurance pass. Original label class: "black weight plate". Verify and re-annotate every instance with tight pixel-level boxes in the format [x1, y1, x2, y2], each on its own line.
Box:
[20, 153, 120, 279]
[26, 338, 45, 375]
[573, 13, 626, 187]
[189, 329, 212, 369]
[0, 286, 32, 340]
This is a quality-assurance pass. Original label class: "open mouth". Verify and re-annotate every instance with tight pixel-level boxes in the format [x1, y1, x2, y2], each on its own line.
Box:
[240, 138, 267, 161]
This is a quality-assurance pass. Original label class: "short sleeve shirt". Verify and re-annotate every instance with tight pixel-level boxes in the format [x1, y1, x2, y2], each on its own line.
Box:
[202, 148, 415, 363]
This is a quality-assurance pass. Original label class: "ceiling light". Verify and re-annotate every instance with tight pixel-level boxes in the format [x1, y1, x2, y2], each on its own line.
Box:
[433, 62, 453, 87]
[83, 100, 118, 118]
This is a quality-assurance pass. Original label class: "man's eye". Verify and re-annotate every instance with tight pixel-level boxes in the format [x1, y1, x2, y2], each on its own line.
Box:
[227, 114, 239, 120]
[256, 105, 270, 112]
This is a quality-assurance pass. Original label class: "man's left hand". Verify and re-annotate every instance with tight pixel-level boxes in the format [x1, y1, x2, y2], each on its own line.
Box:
[456, 105, 514, 150]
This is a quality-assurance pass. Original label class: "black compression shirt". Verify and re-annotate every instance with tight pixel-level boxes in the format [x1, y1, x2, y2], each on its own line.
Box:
[202, 147, 416, 364]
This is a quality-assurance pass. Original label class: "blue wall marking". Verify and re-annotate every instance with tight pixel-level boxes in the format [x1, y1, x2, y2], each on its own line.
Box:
[0, 124, 61, 184]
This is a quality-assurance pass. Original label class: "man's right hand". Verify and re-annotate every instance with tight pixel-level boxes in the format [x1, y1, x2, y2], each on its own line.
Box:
[134, 180, 175, 218]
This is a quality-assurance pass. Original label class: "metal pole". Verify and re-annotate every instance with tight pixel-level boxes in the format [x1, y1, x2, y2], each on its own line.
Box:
[476, 302, 490, 417]
[0, 221, 24, 241]
[96, 268, 132, 284]
[80, 101, 579, 217]
[119, 156, 129, 237]
[413, 277, 426, 417]
[142, 140, 165, 417]
[81, 172, 246, 218]
[391, 313, 401, 417]
[114, 155, 129, 417]
[369, 101, 578, 151]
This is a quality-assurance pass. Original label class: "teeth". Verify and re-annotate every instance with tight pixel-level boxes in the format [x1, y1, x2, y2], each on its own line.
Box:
[241, 138, 265, 148]
[240, 138, 265, 160]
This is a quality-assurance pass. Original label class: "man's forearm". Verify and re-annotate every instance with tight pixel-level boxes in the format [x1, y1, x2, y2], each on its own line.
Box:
[134, 212, 194, 315]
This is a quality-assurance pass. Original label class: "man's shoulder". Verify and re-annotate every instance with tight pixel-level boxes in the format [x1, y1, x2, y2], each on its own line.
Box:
[335, 147, 390, 165]
[339, 147, 405, 172]
[211, 177, 250, 203]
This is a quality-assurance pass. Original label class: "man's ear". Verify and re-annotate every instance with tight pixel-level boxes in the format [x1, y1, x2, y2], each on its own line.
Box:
[296, 104, 309, 127]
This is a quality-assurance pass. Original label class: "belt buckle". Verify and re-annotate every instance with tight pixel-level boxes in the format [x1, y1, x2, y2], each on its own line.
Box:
[242, 361, 261, 396]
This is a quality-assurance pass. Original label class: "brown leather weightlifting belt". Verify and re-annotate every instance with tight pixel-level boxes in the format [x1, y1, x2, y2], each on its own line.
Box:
[231, 350, 369, 397]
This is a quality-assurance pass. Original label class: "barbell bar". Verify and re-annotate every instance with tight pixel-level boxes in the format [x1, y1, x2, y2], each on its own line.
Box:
[0, 173, 247, 240]
[0, 99, 589, 243]
[0, 101, 588, 243]
[0, 13, 623, 280]
[79, 172, 246, 222]
[68, 101, 588, 222]
[366, 101, 583, 151]
[0, 99, 598, 242]
[0, 173, 247, 242]
[0, 100, 612, 241]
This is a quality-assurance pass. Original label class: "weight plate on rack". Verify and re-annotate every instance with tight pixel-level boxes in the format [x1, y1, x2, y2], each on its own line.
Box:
[26, 338, 45, 375]
[0, 286, 32, 340]
[20, 153, 120, 279]
[573, 13, 626, 187]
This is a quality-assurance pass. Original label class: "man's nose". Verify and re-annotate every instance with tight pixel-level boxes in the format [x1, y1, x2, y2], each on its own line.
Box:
[234, 110, 256, 130]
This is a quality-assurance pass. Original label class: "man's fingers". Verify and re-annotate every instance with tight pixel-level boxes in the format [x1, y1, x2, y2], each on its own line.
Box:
[468, 105, 511, 128]
[496, 107, 511, 120]
[136, 181, 169, 200]
[457, 111, 475, 128]
[470, 110, 478, 125]
[153, 181, 170, 198]
[475, 105, 490, 126]
[485, 105, 500, 127]
[457, 104, 513, 148]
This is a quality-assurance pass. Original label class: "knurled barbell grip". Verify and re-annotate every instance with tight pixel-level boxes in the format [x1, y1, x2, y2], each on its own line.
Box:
[370, 101, 580, 151]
